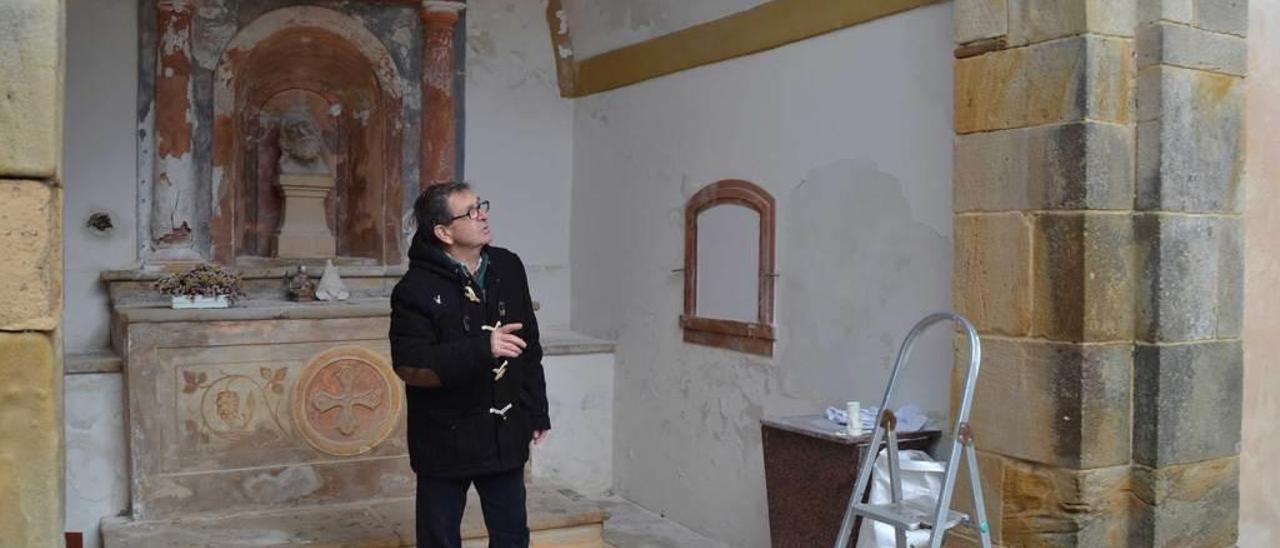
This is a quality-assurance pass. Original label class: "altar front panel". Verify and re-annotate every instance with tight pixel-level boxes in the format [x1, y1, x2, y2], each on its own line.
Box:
[119, 312, 411, 520]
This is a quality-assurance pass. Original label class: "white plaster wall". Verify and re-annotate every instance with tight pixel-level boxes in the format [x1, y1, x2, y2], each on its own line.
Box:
[561, 0, 769, 58]
[63, 0, 138, 543]
[63, 0, 139, 353]
[531, 353, 615, 494]
[570, 5, 954, 546]
[465, 0, 575, 328]
[1242, 0, 1280, 544]
[64, 374, 129, 548]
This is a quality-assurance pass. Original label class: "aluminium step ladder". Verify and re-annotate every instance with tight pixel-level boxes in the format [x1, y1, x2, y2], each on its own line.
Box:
[834, 313, 992, 548]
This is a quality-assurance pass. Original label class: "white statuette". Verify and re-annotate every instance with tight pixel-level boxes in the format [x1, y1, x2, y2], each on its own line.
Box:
[315, 260, 350, 301]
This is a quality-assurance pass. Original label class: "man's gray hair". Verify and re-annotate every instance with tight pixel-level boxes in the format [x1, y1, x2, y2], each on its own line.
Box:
[413, 181, 472, 247]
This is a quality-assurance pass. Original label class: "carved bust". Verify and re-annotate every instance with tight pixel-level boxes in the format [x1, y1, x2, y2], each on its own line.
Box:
[278, 113, 331, 175]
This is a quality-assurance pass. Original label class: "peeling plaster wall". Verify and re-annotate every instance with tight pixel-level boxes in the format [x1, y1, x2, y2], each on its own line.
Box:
[1241, 0, 1280, 544]
[138, 0, 425, 262]
[569, 5, 954, 546]
[465, 0, 575, 328]
[64, 0, 139, 353]
[561, 0, 769, 58]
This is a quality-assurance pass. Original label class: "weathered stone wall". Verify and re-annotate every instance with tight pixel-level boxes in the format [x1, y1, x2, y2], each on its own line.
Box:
[0, 0, 65, 547]
[952, 0, 1245, 546]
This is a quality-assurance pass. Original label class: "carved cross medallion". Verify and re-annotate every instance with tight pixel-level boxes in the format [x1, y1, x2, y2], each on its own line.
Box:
[310, 365, 382, 436]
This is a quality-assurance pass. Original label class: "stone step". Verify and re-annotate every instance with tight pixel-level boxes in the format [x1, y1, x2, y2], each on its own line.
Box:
[101, 483, 608, 547]
[64, 350, 123, 374]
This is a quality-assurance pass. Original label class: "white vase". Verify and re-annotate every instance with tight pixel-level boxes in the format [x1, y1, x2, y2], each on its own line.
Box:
[170, 295, 229, 309]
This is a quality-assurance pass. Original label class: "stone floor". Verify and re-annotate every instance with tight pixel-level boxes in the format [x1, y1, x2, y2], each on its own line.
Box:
[587, 496, 729, 548]
[100, 484, 727, 547]
[102, 485, 604, 547]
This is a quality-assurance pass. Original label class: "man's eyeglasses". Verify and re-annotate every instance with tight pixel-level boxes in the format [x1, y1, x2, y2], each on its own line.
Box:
[446, 200, 490, 224]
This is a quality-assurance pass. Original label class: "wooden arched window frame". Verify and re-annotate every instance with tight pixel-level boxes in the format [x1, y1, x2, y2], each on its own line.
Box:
[681, 180, 776, 356]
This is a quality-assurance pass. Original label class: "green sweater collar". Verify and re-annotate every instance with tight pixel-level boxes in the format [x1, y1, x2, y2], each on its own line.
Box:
[445, 250, 488, 289]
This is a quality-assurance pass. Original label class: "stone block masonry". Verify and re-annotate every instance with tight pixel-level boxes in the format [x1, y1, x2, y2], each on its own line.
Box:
[0, 0, 61, 179]
[0, 1, 64, 547]
[952, 0, 1246, 545]
[0, 181, 62, 331]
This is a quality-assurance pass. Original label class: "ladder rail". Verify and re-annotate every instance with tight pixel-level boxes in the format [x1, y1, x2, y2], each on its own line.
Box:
[926, 430, 964, 548]
[833, 313, 987, 548]
[929, 315, 983, 548]
[835, 425, 887, 545]
[964, 442, 993, 546]
[885, 427, 907, 548]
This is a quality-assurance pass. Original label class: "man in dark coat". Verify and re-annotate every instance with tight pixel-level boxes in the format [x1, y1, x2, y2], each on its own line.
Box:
[389, 182, 550, 548]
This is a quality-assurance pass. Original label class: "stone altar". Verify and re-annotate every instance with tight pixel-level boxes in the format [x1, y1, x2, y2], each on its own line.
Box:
[98, 267, 606, 546]
[132, 4, 425, 503]
[102, 269, 412, 523]
[110, 1, 613, 543]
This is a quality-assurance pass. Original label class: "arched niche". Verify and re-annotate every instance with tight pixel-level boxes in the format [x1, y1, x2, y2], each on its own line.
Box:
[681, 179, 777, 356]
[211, 7, 405, 264]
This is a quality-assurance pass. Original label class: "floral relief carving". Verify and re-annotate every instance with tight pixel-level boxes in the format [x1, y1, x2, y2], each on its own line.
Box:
[182, 367, 292, 444]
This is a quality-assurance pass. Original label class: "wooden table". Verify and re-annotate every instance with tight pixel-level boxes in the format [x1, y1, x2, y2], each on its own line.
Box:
[761, 414, 940, 548]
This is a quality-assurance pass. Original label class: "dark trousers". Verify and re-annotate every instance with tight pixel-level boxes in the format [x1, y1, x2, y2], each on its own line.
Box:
[415, 467, 529, 548]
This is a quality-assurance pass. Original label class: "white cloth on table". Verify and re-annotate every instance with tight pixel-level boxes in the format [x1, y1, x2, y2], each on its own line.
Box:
[825, 404, 928, 432]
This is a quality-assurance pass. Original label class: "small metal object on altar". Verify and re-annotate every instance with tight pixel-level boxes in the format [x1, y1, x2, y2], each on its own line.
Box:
[286, 265, 317, 302]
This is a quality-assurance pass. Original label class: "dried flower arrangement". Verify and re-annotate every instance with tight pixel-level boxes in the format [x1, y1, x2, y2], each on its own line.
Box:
[154, 263, 246, 307]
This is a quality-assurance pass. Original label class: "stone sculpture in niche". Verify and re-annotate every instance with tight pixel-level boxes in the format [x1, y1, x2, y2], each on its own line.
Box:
[210, 10, 414, 264]
[279, 114, 331, 175]
[272, 112, 338, 258]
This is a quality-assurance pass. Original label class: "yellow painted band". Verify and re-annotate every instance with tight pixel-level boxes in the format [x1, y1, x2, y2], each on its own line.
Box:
[568, 0, 944, 97]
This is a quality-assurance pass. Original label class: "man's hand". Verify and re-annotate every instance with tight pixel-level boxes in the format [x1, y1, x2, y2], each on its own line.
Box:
[531, 429, 549, 445]
[489, 322, 526, 358]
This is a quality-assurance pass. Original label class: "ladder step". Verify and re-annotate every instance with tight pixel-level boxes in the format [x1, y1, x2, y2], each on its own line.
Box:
[851, 499, 969, 531]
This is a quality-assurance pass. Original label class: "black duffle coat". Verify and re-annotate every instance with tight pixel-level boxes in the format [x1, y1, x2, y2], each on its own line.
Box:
[389, 235, 549, 478]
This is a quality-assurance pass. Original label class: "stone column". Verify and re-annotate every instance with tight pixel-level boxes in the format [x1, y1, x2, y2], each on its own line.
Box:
[0, 0, 64, 545]
[151, 0, 200, 261]
[419, 1, 465, 189]
[1132, 1, 1246, 545]
[951, 0, 1245, 546]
